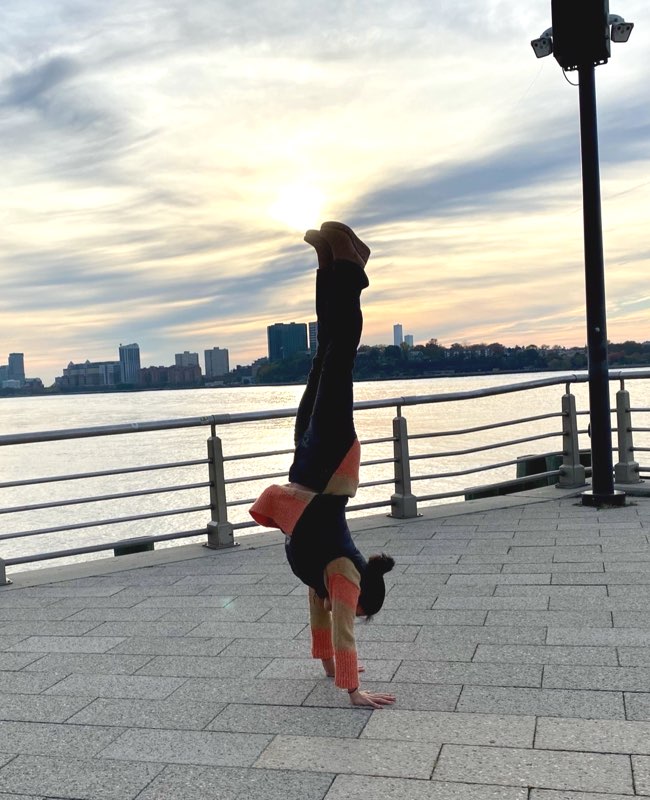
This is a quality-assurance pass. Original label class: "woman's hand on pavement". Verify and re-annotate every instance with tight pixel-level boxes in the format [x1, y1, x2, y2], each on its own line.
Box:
[348, 688, 396, 708]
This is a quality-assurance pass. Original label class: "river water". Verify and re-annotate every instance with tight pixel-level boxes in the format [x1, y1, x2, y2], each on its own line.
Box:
[1, 371, 648, 572]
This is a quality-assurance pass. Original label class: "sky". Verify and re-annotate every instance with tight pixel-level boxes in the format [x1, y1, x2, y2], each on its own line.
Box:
[1, 1, 649, 385]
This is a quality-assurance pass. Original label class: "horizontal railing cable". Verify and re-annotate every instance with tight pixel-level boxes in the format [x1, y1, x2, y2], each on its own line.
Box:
[0, 482, 211, 515]
[0, 505, 211, 541]
[411, 456, 535, 482]
[417, 470, 562, 502]
[0, 459, 209, 490]
[407, 412, 561, 441]
[409, 431, 559, 461]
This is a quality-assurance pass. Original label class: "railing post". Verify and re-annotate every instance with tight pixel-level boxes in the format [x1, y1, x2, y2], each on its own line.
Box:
[205, 434, 235, 549]
[390, 410, 419, 518]
[0, 559, 11, 586]
[614, 384, 640, 484]
[558, 388, 587, 488]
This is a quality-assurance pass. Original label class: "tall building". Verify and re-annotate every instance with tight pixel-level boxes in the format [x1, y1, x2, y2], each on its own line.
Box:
[267, 322, 308, 361]
[8, 353, 25, 384]
[393, 324, 403, 347]
[119, 343, 141, 384]
[308, 321, 318, 356]
[205, 347, 230, 378]
[404, 334, 414, 347]
[175, 351, 199, 368]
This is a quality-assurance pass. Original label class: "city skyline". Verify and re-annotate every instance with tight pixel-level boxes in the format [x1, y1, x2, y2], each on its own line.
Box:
[3, 1, 650, 386]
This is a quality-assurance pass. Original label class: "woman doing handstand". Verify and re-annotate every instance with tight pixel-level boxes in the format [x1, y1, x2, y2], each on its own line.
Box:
[250, 222, 396, 708]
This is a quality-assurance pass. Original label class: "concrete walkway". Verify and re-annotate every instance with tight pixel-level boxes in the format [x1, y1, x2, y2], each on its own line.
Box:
[2, 486, 650, 799]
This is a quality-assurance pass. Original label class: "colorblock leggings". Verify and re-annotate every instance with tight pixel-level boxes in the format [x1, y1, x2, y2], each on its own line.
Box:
[288, 260, 367, 492]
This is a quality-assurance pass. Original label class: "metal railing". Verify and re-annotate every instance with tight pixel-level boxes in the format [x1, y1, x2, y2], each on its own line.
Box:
[1, 369, 649, 581]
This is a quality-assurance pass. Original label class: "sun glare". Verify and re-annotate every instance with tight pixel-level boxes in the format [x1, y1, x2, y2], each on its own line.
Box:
[270, 182, 325, 232]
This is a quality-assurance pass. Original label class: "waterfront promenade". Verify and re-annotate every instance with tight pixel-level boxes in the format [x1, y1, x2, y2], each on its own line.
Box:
[2, 486, 650, 799]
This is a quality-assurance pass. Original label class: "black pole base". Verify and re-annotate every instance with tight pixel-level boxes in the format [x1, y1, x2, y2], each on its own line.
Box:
[581, 489, 626, 507]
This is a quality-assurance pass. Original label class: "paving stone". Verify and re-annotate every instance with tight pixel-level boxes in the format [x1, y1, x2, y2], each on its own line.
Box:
[0, 635, 29, 650]
[0, 671, 68, 695]
[544, 665, 650, 691]
[536, 715, 650, 754]
[0, 721, 123, 758]
[257, 657, 399, 682]
[133, 595, 234, 608]
[134, 655, 271, 678]
[495, 586, 607, 598]
[208, 703, 371, 737]
[0, 751, 15, 768]
[613, 611, 650, 628]
[44, 674, 187, 700]
[8, 636, 126, 654]
[432, 596, 549, 610]
[393, 661, 541, 687]
[325, 775, 528, 800]
[0, 653, 43, 670]
[135, 764, 333, 800]
[0, 693, 93, 723]
[0, 622, 102, 636]
[473, 645, 618, 666]
[66, 697, 225, 729]
[362, 709, 535, 747]
[304, 681, 461, 711]
[530, 792, 638, 800]
[107, 636, 233, 656]
[485, 611, 612, 627]
[23, 653, 152, 674]
[624, 693, 650, 720]
[368, 609, 487, 626]
[183, 621, 306, 639]
[618, 647, 650, 666]
[632, 755, 650, 794]
[255, 734, 438, 778]
[416, 625, 546, 645]
[81, 621, 203, 637]
[171, 677, 318, 705]
[457, 686, 625, 719]
[98, 728, 271, 767]
[432, 744, 633, 793]
[547, 627, 650, 646]
[0, 754, 163, 800]
[0, 607, 80, 621]
[200, 583, 299, 596]
[63, 607, 171, 621]
[447, 573, 551, 585]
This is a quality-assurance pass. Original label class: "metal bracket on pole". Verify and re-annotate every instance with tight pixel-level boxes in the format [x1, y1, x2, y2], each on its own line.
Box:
[614, 387, 640, 484]
[205, 435, 235, 549]
[558, 391, 587, 489]
[0, 559, 11, 586]
[389, 413, 419, 519]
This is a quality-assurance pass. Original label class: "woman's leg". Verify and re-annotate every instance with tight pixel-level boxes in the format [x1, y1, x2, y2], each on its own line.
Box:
[293, 268, 336, 446]
[289, 258, 366, 491]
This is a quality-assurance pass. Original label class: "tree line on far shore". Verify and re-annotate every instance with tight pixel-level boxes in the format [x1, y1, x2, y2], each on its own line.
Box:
[255, 338, 650, 384]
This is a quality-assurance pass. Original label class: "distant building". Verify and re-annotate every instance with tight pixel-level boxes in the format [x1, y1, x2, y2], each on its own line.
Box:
[8, 353, 25, 384]
[308, 321, 318, 356]
[139, 364, 202, 387]
[267, 322, 308, 361]
[404, 334, 414, 348]
[175, 351, 199, 368]
[393, 324, 403, 347]
[119, 343, 141, 384]
[204, 347, 229, 378]
[56, 360, 121, 388]
[0, 365, 7, 383]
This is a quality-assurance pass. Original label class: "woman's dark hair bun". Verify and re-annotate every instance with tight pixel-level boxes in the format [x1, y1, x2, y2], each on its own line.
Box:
[368, 553, 395, 576]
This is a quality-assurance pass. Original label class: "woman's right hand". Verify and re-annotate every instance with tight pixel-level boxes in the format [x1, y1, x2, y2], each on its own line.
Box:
[348, 688, 396, 708]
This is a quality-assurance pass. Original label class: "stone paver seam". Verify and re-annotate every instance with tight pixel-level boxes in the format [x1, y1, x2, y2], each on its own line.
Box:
[532, 714, 540, 749]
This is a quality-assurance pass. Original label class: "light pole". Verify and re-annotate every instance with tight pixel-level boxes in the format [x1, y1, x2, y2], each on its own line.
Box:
[531, 1, 633, 507]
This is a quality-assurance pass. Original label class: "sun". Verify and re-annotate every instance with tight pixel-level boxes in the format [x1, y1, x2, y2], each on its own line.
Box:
[269, 182, 325, 232]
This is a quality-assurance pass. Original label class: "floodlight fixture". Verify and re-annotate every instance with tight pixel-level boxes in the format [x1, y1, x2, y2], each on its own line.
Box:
[531, 28, 553, 58]
[609, 14, 634, 42]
